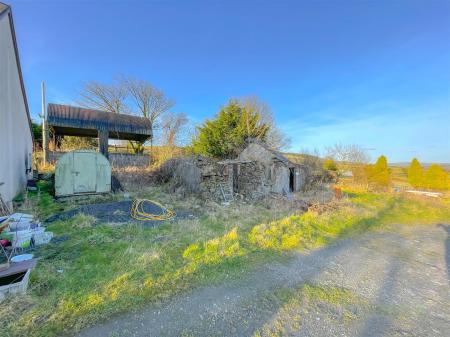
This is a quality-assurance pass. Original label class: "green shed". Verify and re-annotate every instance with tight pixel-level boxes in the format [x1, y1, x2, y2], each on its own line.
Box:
[55, 150, 111, 197]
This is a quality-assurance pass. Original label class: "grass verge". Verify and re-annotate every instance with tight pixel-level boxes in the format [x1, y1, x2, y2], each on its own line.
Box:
[1, 187, 449, 337]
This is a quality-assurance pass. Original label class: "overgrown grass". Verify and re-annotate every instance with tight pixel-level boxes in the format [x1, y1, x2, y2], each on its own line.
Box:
[1, 185, 449, 337]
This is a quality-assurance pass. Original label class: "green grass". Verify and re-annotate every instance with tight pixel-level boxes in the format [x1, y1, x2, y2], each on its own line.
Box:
[253, 284, 374, 337]
[1, 184, 449, 337]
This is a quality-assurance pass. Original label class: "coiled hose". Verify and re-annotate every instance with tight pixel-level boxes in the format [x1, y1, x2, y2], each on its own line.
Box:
[131, 199, 176, 221]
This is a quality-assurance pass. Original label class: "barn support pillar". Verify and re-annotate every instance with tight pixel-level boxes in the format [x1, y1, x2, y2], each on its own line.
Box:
[98, 129, 109, 159]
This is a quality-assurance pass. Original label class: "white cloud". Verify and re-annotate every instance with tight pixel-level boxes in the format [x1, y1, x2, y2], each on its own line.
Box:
[282, 104, 450, 163]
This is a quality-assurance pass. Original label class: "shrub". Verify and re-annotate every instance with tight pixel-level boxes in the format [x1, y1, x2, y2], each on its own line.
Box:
[424, 164, 449, 191]
[323, 158, 338, 171]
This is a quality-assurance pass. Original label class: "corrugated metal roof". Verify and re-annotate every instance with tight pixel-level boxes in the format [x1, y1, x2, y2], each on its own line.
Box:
[47, 103, 152, 137]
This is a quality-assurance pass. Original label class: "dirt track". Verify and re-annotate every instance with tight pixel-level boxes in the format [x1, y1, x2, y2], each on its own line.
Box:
[77, 224, 450, 337]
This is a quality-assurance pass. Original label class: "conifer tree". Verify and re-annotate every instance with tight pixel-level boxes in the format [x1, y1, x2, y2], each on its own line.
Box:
[407, 158, 424, 188]
[192, 100, 269, 158]
[368, 155, 390, 189]
[424, 164, 449, 191]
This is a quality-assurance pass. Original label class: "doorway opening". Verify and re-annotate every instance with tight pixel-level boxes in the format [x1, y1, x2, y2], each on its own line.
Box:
[289, 168, 295, 192]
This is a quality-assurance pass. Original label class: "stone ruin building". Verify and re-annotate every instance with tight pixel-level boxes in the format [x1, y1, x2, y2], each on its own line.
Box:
[171, 140, 309, 201]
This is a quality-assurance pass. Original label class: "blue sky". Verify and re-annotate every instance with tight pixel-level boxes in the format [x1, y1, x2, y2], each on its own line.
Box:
[9, 0, 450, 162]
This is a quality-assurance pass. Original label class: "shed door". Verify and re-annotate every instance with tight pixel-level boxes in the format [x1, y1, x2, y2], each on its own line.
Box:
[55, 154, 74, 196]
[73, 152, 97, 193]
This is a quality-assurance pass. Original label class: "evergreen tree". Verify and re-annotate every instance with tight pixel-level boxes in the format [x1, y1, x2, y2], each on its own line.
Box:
[407, 158, 423, 188]
[192, 100, 269, 158]
[368, 155, 390, 189]
[424, 164, 449, 191]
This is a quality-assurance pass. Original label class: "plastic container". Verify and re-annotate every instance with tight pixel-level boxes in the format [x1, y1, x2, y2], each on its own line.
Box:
[7, 213, 33, 222]
[11, 254, 34, 263]
[31, 227, 45, 235]
[33, 232, 53, 246]
[5, 231, 32, 249]
[0, 268, 31, 296]
[9, 221, 31, 232]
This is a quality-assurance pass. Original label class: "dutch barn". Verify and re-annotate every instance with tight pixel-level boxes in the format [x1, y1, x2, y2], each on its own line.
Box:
[46, 103, 152, 159]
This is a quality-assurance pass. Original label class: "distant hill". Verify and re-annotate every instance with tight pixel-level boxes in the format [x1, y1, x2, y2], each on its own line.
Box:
[390, 162, 450, 171]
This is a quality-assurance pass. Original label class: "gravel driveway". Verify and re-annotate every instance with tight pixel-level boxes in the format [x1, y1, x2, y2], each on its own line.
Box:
[77, 224, 450, 337]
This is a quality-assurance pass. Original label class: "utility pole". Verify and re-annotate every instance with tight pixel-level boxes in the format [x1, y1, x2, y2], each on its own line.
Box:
[41, 81, 49, 164]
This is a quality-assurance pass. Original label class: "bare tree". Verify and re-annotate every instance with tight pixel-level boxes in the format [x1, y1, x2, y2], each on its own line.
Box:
[162, 112, 188, 147]
[325, 143, 370, 164]
[325, 143, 370, 186]
[121, 76, 175, 125]
[78, 81, 128, 114]
[121, 76, 175, 149]
[239, 96, 291, 150]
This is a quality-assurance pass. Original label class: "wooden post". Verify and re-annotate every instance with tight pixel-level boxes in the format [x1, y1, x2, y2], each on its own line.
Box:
[41, 82, 49, 164]
[98, 129, 109, 159]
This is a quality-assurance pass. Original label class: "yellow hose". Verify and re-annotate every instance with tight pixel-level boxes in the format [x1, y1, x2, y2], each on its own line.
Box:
[131, 199, 176, 221]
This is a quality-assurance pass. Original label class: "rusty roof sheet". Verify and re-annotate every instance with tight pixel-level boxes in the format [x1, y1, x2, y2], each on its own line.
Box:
[47, 103, 152, 137]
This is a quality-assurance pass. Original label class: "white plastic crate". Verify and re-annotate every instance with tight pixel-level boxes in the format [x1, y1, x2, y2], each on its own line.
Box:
[0, 268, 31, 296]
[5, 230, 32, 249]
[33, 231, 53, 245]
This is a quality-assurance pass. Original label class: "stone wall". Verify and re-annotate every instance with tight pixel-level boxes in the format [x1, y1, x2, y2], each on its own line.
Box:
[236, 162, 270, 200]
[238, 142, 274, 166]
[196, 157, 231, 200]
[167, 155, 311, 201]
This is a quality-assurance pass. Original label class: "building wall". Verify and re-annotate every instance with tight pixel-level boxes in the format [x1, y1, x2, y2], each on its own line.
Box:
[270, 163, 290, 194]
[0, 12, 33, 206]
[239, 143, 294, 193]
[48, 151, 150, 168]
[238, 143, 274, 166]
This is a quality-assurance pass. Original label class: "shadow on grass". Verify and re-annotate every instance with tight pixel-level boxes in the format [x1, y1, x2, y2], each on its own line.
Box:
[338, 197, 400, 238]
[77, 229, 362, 337]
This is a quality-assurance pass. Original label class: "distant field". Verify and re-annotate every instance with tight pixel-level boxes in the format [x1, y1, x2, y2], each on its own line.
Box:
[390, 162, 450, 171]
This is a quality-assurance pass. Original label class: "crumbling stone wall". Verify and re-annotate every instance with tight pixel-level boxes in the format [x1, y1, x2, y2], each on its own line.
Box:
[166, 153, 312, 201]
[195, 157, 232, 200]
[236, 162, 270, 200]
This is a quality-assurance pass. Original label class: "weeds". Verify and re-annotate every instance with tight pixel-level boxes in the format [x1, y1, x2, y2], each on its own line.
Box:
[2, 184, 449, 337]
